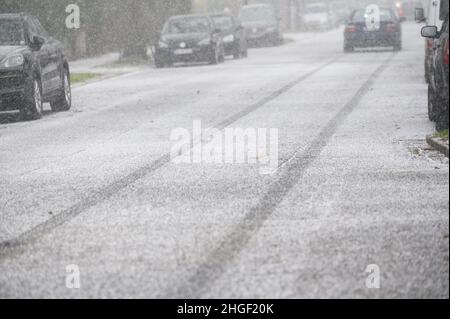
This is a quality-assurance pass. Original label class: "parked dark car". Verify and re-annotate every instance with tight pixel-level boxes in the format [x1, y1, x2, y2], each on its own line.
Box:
[0, 13, 71, 120]
[422, 15, 449, 131]
[154, 15, 225, 67]
[239, 4, 283, 47]
[209, 13, 248, 59]
[344, 7, 402, 52]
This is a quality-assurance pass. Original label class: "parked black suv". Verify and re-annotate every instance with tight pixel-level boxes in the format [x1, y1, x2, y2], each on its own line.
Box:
[422, 14, 449, 131]
[0, 13, 71, 120]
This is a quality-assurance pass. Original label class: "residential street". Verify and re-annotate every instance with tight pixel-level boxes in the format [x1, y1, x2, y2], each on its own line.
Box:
[0, 23, 448, 298]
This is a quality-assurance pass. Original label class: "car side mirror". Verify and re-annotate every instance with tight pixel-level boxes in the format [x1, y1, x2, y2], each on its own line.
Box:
[31, 35, 45, 50]
[421, 25, 438, 38]
[415, 8, 426, 23]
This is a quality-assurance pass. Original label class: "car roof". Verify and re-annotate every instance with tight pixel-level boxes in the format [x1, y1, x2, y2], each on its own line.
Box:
[352, 7, 393, 13]
[209, 13, 233, 18]
[0, 13, 25, 20]
[241, 4, 274, 10]
[169, 14, 211, 20]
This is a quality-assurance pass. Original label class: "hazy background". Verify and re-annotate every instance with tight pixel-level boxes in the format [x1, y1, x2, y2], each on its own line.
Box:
[0, 0, 429, 60]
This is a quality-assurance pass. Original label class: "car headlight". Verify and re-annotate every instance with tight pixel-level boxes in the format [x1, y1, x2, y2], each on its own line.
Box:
[223, 35, 235, 43]
[158, 40, 169, 49]
[198, 38, 211, 46]
[0, 54, 24, 68]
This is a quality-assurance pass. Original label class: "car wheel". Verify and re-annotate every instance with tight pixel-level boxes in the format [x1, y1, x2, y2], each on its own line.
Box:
[51, 68, 71, 112]
[435, 95, 449, 131]
[155, 58, 166, 68]
[21, 78, 43, 120]
[209, 47, 219, 65]
[344, 44, 354, 53]
[428, 85, 437, 122]
[219, 46, 225, 63]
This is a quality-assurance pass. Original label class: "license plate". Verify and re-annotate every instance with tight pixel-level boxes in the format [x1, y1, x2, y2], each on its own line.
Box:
[174, 49, 193, 55]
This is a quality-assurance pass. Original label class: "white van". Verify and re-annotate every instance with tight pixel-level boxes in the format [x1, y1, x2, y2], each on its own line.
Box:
[417, 0, 445, 83]
[426, 0, 444, 28]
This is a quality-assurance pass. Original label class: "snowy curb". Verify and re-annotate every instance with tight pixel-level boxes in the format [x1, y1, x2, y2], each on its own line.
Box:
[426, 135, 449, 158]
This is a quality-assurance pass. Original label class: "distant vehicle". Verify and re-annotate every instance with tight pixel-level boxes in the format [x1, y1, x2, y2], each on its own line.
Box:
[422, 14, 449, 131]
[302, 2, 338, 31]
[0, 13, 71, 120]
[209, 13, 248, 59]
[416, 0, 444, 83]
[154, 15, 225, 67]
[239, 4, 283, 47]
[400, 0, 425, 20]
[344, 7, 403, 52]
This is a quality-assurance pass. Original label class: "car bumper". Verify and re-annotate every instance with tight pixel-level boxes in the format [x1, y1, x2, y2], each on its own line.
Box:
[245, 30, 278, 45]
[345, 32, 401, 47]
[0, 69, 29, 112]
[155, 46, 213, 64]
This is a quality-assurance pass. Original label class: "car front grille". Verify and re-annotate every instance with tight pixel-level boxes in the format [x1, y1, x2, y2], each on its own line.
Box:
[0, 70, 24, 90]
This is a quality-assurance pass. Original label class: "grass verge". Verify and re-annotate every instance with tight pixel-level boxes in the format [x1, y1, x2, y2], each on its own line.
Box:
[435, 130, 449, 141]
[70, 72, 102, 85]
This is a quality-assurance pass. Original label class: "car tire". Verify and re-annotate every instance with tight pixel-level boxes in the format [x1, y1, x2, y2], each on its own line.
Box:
[428, 85, 437, 122]
[209, 47, 219, 65]
[435, 95, 449, 131]
[21, 78, 43, 121]
[344, 44, 354, 53]
[50, 68, 71, 112]
[155, 60, 165, 68]
[219, 45, 225, 63]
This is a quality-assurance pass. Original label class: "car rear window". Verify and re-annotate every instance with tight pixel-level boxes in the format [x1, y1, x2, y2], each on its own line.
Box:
[0, 19, 26, 46]
[352, 8, 394, 23]
[305, 4, 328, 14]
[211, 15, 234, 32]
[163, 17, 211, 34]
[239, 6, 276, 22]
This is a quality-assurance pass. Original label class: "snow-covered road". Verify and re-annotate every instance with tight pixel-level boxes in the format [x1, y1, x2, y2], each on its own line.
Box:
[0, 23, 448, 298]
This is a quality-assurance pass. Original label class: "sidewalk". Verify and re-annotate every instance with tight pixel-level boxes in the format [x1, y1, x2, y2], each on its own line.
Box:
[69, 51, 153, 80]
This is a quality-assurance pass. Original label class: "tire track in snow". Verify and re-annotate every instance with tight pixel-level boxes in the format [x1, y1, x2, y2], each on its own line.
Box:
[0, 56, 341, 260]
[166, 53, 396, 299]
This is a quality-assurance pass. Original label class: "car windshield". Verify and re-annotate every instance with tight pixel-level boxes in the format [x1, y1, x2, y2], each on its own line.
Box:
[352, 8, 394, 23]
[163, 16, 211, 34]
[0, 19, 25, 46]
[240, 6, 276, 22]
[211, 15, 234, 32]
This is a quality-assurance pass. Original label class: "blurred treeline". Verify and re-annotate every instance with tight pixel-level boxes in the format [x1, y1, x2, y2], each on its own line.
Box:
[0, 0, 191, 60]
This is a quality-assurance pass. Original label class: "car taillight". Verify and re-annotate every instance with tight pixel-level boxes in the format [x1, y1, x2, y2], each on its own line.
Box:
[427, 39, 434, 49]
[345, 25, 357, 33]
[384, 23, 397, 32]
[445, 39, 449, 65]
